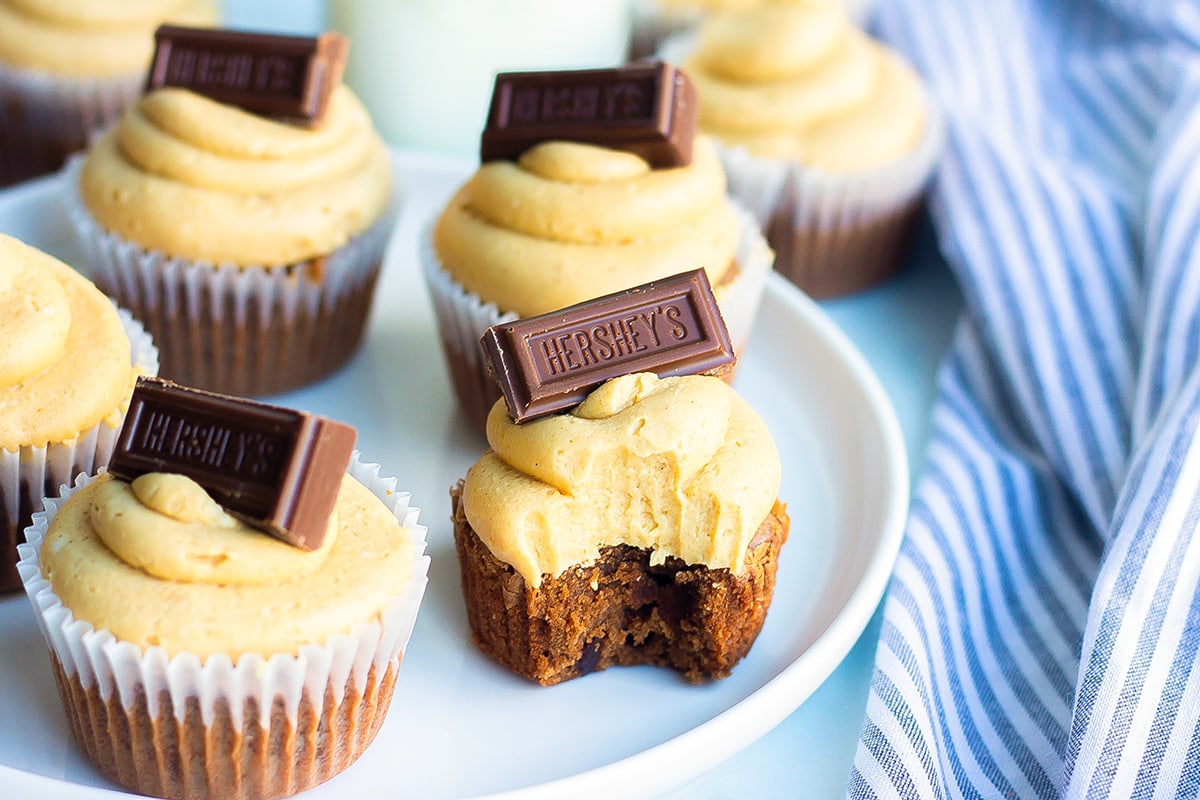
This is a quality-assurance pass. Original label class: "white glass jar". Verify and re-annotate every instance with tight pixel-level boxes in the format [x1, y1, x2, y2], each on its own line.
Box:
[327, 0, 633, 158]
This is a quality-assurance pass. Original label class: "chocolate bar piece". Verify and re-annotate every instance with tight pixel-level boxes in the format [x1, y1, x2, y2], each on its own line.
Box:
[145, 25, 349, 126]
[107, 377, 356, 550]
[481, 269, 735, 424]
[480, 61, 698, 168]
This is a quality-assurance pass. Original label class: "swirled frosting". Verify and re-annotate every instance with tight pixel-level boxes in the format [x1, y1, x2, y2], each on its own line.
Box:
[683, 4, 926, 169]
[461, 373, 781, 586]
[79, 85, 393, 266]
[0, 0, 218, 77]
[433, 136, 739, 317]
[0, 234, 136, 450]
[41, 472, 416, 659]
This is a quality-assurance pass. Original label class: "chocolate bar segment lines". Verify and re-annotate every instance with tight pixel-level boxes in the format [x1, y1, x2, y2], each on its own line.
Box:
[108, 377, 356, 550]
[480, 61, 698, 167]
[481, 269, 735, 424]
[146, 25, 349, 126]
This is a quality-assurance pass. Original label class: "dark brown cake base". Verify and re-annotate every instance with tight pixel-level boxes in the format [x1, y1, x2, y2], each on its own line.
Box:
[451, 483, 790, 686]
[49, 652, 399, 800]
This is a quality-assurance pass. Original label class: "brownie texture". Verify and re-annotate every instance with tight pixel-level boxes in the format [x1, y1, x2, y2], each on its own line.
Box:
[48, 652, 399, 800]
[451, 482, 790, 685]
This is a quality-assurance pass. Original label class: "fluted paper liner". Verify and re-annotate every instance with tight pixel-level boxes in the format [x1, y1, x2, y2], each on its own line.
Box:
[62, 156, 400, 397]
[0, 62, 142, 186]
[1, 309, 157, 594]
[659, 32, 946, 298]
[420, 200, 773, 436]
[16, 453, 430, 800]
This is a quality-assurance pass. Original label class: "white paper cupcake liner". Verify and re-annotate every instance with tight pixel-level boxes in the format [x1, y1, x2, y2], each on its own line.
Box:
[17, 451, 430, 727]
[62, 155, 401, 397]
[420, 199, 772, 436]
[0, 62, 141, 186]
[1, 308, 157, 592]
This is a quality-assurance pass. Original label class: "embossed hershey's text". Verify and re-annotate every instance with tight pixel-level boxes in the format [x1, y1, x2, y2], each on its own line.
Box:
[507, 76, 656, 126]
[528, 299, 698, 379]
[134, 410, 281, 478]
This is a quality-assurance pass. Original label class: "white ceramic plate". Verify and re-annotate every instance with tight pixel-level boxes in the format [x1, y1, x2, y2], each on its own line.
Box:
[0, 151, 907, 800]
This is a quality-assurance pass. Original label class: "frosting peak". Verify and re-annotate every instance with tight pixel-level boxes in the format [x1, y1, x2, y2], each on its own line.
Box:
[88, 473, 337, 586]
[463, 373, 781, 586]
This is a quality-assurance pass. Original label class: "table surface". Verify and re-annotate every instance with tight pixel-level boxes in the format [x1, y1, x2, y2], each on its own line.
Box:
[3, 1, 965, 795]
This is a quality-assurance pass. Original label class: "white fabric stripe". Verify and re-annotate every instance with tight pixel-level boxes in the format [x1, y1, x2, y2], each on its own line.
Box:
[938, 388, 1083, 720]
[871, 640, 944, 797]
[928, 436, 1065, 790]
[1065, 372, 1200, 793]
[1108, 498, 1200, 796]
[1152, 644, 1200, 800]
[944, 132, 1112, 527]
[890, 509, 1000, 796]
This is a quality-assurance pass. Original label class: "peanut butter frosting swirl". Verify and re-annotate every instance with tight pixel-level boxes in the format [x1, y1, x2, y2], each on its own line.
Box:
[41, 472, 416, 659]
[0, 234, 136, 450]
[683, 4, 926, 169]
[461, 373, 781, 587]
[434, 137, 739, 317]
[0, 0, 218, 77]
[79, 85, 393, 266]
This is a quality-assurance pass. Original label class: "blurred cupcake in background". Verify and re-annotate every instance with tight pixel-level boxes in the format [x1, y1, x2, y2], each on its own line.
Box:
[0, 0, 218, 187]
[0, 234, 157, 594]
[422, 65, 773, 436]
[630, 0, 874, 59]
[64, 26, 399, 398]
[661, 2, 944, 298]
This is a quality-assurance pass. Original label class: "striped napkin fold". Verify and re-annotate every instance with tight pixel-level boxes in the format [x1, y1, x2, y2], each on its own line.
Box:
[851, 1, 1200, 797]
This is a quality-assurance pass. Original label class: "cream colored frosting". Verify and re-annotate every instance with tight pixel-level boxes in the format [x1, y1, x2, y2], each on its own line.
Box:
[433, 137, 739, 317]
[461, 373, 781, 586]
[0, 0, 219, 77]
[0, 234, 136, 450]
[41, 472, 416, 659]
[79, 85, 393, 266]
[684, 4, 926, 169]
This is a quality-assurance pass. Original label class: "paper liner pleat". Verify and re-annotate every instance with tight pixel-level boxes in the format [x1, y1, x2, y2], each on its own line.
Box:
[62, 156, 399, 397]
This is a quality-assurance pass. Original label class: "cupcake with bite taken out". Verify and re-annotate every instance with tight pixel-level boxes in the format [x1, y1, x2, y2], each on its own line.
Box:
[64, 25, 399, 397]
[422, 61, 773, 436]
[452, 272, 789, 685]
[17, 377, 430, 800]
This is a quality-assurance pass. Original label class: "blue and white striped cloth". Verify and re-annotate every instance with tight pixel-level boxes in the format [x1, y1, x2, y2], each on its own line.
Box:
[852, 1, 1200, 797]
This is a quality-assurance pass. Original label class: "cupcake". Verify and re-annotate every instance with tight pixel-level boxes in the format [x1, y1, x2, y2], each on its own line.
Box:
[661, 3, 944, 297]
[424, 128, 772, 435]
[17, 417, 430, 800]
[64, 28, 398, 397]
[629, 0, 874, 59]
[0, 0, 219, 187]
[453, 371, 788, 685]
[0, 233, 157, 594]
